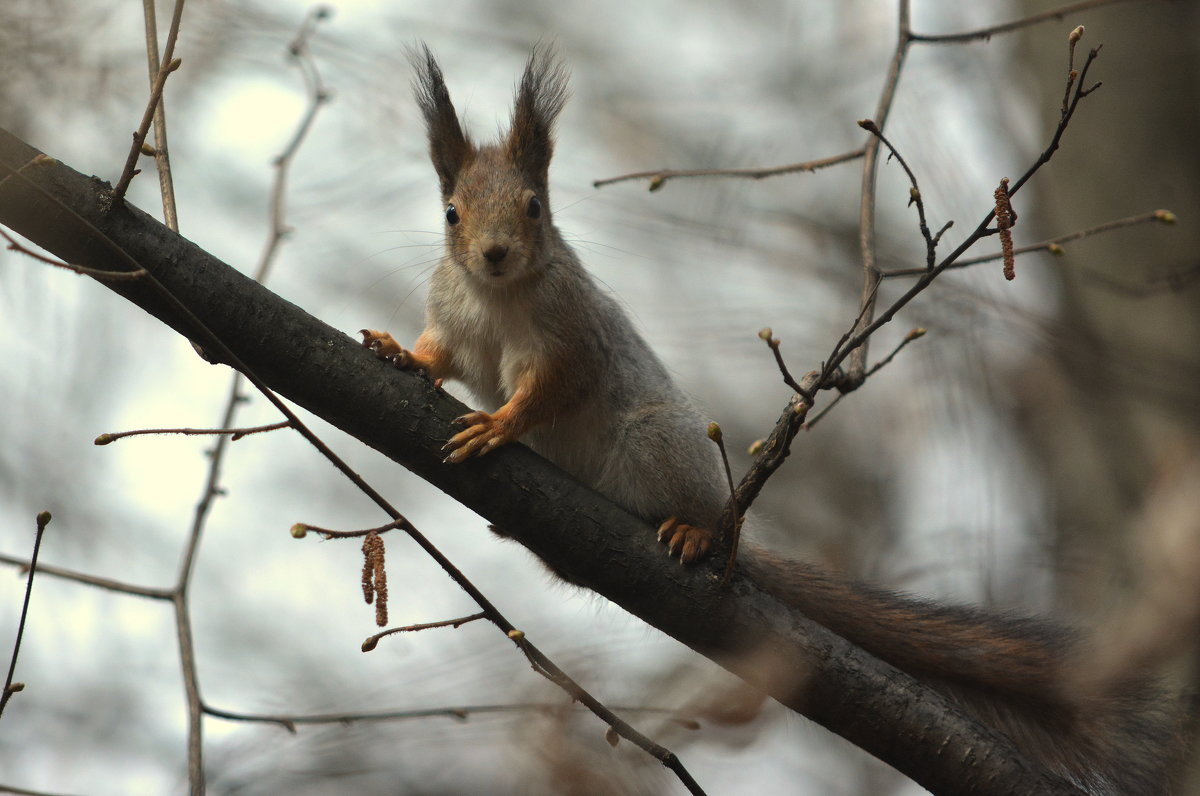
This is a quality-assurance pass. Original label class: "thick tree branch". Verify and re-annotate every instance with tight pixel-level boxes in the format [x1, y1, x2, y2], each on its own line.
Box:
[0, 128, 1081, 795]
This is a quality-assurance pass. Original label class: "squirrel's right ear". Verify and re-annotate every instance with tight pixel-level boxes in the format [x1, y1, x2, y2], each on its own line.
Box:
[410, 44, 473, 199]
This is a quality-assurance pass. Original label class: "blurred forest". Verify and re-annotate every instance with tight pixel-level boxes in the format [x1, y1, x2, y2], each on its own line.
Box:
[2, 0, 1199, 794]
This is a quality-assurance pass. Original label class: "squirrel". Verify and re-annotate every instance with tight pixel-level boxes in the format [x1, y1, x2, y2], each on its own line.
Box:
[360, 45, 1178, 794]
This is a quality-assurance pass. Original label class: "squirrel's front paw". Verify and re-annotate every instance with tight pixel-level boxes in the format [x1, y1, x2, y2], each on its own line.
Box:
[443, 411, 514, 463]
[657, 518, 713, 565]
[359, 329, 415, 368]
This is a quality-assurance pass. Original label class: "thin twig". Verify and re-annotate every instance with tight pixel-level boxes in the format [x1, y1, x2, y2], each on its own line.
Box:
[362, 612, 487, 651]
[804, 329, 926, 431]
[291, 519, 404, 540]
[858, 119, 942, 270]
[112, 52, 184, 202]
[1007, 43, 1103, 198]
[139, 0, 181, 229]
[846, 0, 913, 389]
[723, 372, 820, 525]
[0, 512, 50, 719]
[593, 148, 864, 190]
[0, 784, 86, 796]
[202, 700, 696, 734]
[880, 209, 1173, 276]
[707, 424, 743, 585]
[818, 273, 885, 398]
[253, 4, 332, 283]
[93, 421, 291, 446]
[503, 631, 707, 794]
[863, 327, 927, 380]
[0, 152, 51, 192]
[0, 554, 173, 600]
[0, 227, 146, 280]
[909, 0, 1143, 44]
[758, 328, 805, 395]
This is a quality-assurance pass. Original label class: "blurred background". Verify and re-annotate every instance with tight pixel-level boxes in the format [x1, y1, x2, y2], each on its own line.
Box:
[2, 0, 1198, 793]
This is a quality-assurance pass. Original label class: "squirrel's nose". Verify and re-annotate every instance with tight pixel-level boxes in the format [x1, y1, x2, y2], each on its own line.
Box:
[483, 244, 509, 263]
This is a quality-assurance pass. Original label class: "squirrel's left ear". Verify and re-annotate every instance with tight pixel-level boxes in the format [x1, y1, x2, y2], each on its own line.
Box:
[507, 43, 569, 189]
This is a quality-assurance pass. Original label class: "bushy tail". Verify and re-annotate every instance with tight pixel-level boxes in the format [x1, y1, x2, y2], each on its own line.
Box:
[740, 549, 1180, 794]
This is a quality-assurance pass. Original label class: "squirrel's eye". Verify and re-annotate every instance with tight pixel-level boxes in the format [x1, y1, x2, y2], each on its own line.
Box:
[445, 204, 459, 225]
[526, 195, 541, 219]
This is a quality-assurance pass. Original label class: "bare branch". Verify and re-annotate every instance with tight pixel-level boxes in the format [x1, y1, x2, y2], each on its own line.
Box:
[1, 226, 146, 280]
[726, 372, 820, 523]
[881, 209, 1173, 277]
[253, 4, 333, 283]
[362, 612, 487, 652]
[138, 0, 184, 229]
[111, 53, 184, 202]
[93, 421, 290, 445]
[291, 519, 404, 540]
[0, 553, 174, 600]
[858, 119, 942, 270]
[909, 0, 1148, 44]
[0, 783, 86, 796]
[706, 423, 743, 585]
[757, 327, 806, 396]
[846, 0, 914, 388]
[202, 700, 694, 734]
[593, 148, 863, 190]
[1, 512, 51, 719]
[803, 328, 927, 431]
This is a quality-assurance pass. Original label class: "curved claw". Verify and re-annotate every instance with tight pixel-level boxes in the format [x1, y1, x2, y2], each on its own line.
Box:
[452, 411, 489, 428]
[443, 412, 513, 463]
[359, 329, 411, 367]
[657, 517, 713, 565]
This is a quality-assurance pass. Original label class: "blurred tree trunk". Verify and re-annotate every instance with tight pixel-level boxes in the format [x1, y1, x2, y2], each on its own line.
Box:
[1017, 2, 1200, 785]
[1015, 1, 1200, 597]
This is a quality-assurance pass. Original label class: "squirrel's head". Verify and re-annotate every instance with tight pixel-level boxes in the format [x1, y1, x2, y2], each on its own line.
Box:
[411, 44, 569, 286]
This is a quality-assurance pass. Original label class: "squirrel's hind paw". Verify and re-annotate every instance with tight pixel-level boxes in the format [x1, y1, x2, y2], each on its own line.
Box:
[443, 411, 513, 463]
[657, 518, 713, 565]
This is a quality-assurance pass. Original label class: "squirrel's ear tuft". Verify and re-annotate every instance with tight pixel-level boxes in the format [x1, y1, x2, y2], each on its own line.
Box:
[410, 43, 474, 199]
[507, 43, 570, 190]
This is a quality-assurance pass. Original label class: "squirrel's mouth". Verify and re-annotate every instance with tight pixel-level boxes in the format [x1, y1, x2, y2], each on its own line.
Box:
[462, 259, 509, 281]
